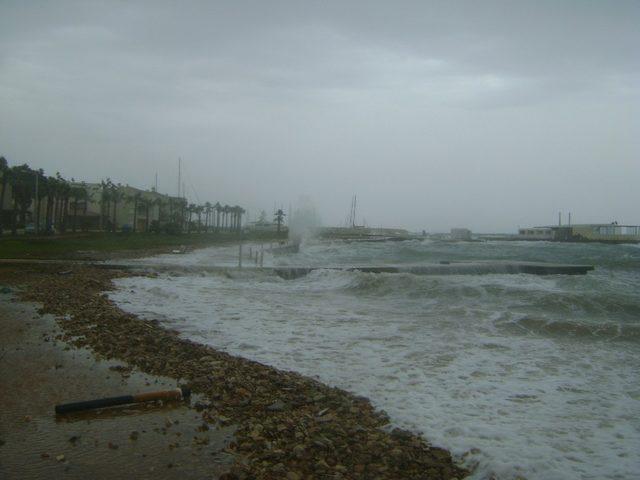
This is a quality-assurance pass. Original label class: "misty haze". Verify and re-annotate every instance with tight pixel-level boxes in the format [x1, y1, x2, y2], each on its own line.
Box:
[1, 2, 638, 480]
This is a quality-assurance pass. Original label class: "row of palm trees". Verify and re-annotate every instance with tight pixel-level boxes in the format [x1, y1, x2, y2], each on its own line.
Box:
[0, 157, 245, 235]
[184, 202, 245, 233]
[0, 158, 93, 235]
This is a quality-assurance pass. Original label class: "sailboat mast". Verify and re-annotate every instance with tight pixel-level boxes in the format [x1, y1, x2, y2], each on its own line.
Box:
[353, 195, 357, 227]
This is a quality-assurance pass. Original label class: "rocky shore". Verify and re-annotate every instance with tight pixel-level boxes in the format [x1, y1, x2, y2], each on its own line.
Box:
[0, 264, 468, 479]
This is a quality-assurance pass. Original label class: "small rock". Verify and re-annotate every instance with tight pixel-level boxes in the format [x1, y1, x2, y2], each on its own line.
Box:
[218, 473, 239, 480]
[266, 400, 286, 412]
[129, 431, 139, 441]
[68, 435, 80, 444]
[194, 401, 210, 411]
[41, 452, 49, 458]
[292, 444, 305, 458]
[108, 442, 119, 450]
[197, 422, 209, 432]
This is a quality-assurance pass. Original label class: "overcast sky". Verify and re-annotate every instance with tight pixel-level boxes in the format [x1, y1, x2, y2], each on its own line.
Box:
[1, 1, 638, 232]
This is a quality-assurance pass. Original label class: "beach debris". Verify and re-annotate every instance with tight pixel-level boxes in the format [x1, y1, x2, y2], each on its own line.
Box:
[129, 431, 139, 441]
[68, 435, 80, 445]
[56, 454, 65, 462]
[55, 387, 191, 414]
[40, 452, 49, 458]
[108, 442, 119, 450]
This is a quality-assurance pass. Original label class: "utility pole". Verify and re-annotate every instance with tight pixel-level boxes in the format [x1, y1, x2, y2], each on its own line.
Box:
[155, 172, 158, 192]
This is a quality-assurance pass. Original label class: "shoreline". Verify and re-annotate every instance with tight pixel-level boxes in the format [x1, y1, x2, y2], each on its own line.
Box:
[0, 263, 468, 479]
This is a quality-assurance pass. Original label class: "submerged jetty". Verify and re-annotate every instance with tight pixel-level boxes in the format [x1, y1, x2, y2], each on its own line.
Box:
[0, 258, 595, 278]
[91, 260, 594, 278]
[269, 261, 595, 279]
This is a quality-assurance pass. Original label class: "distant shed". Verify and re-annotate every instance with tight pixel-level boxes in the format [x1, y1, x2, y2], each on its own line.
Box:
[450, 228, 472, 241]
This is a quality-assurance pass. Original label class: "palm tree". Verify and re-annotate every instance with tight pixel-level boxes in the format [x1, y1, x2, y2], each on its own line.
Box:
[214, 202, 222, 231]
[180, 198, 188, 231]
[223, 205, 230, 231]
[100, 179, 112, 231]
[0, 157, 10, 235]
[34, 170, 47, 234]
[110, 183, 124, 232]
[274, 208, 286, 233]
[195, 204, 204, 233]
[69, 182, 89, 233]
[9, 164, 36, 235]
[45, 175, 58, 233]
[126, 192, 142, 232]
[186, 203, 196, 233]
[237, 206, 245, 232]
[230, 205, 243, 231]
[204, 201, 212, 232]
[56, 174, 70, 233]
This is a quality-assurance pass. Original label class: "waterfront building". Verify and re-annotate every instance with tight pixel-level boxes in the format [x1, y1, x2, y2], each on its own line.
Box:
[518, 224, 640, 244]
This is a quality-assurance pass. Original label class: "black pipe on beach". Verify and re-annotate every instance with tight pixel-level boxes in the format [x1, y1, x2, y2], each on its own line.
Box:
[54, 387, 191, 414]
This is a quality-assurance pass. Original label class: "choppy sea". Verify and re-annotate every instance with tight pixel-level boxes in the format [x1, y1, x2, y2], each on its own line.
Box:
[109, 239, 640, 479]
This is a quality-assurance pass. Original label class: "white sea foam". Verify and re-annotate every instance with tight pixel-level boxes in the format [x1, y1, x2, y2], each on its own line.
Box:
[109, 241, 640, 479]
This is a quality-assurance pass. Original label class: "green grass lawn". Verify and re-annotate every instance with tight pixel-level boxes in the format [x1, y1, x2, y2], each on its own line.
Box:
[0, 231, 288, 259]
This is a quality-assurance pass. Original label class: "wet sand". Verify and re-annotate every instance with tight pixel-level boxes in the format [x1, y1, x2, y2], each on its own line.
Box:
[0, 295, 235, 479]
[0, 264, 468, 479]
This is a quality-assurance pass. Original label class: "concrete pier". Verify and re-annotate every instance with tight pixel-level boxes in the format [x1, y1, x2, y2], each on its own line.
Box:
[0, 259, 595, 278]
[91, 260, 594, 278]
[269, 261, 594, 279]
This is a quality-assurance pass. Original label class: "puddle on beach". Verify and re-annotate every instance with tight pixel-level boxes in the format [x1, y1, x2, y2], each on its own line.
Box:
[0, 296, 235, 479]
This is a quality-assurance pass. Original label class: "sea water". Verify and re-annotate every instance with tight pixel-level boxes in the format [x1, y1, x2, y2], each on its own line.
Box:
[109, 240, 640, 479]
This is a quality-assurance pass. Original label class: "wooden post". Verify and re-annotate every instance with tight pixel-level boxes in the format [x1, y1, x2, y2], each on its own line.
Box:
[238, 243, 243, 268]
[55, 387, 191, 414]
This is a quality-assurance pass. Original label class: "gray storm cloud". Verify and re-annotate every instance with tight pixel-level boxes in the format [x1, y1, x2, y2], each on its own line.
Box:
[1, 0, 638, 232]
